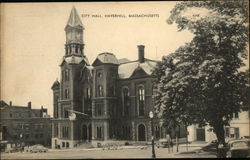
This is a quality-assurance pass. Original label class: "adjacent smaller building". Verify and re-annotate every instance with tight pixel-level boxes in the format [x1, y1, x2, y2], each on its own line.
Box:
[0, 100, 52, 151]
[187, 111, 250, 142]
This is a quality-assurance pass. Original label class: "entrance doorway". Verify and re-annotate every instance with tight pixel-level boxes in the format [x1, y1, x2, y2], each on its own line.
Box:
[196, 128, 205, 141]
[138, 124, 146, 141]
[82, 125, 87, 140]
[88, 124, 92, 141]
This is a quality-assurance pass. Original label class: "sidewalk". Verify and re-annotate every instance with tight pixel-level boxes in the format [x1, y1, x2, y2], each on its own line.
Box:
[179, 141, 208, 147]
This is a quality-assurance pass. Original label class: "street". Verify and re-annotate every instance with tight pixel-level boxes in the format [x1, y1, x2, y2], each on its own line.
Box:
[1, 145, 216, 159]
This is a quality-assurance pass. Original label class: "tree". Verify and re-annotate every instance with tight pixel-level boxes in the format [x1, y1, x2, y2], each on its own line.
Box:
[154, 1, 249, 155]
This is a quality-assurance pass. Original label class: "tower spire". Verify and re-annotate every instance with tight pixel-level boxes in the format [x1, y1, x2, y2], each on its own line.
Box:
[65, 6, 84, 30]
[64, 6, 85, 57]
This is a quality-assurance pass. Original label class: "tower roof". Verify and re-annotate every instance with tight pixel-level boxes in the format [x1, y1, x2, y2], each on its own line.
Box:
[65, 6, 84, 29]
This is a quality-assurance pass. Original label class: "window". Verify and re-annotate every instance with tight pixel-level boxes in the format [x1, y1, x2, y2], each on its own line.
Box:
[62, 142, 65, 147]
[138, 86, 145, 116]
[65, 89, 69, 99]
[75, 46, 78, 53]
[122, 88, 130, 116]
[64, 110, 69, 118]
[65, 69, 69, 81]
[9, 113, 12, 118]
[97, 85, 103, 97]
[234, 112, 239, 119]
[62, 126, 69, 138]
[98, 72, 103, 78]
[95, 104, 103, 116]
[54, 125, 58, 137]
[235, 128, 239, 139]
[86, 88, 91, 99]
[97, 127, 102, 139]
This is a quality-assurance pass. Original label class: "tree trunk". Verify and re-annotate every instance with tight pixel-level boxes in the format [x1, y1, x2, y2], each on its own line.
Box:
[213, 123, 225, 145]
[213, 122, 226, 158]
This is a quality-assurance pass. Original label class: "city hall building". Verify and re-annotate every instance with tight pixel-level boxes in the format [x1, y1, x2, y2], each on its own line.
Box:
[51, 7, 186, 149]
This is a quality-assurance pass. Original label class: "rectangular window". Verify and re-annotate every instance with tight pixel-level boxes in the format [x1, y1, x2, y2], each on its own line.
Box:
[54, 125, 58, 137]
[95, 104, 103, 116]
[86, 88, 91, 99]
[235, 128, 239, 139]
[138, 86, 145, 116]
[65, 69, 69, 81]
[65, 89, 69, 99]
[64, 110, 69, 118]
[62, 126, 69, 138]
[234, 112, 239, 119]
[97, 127, 102, 139]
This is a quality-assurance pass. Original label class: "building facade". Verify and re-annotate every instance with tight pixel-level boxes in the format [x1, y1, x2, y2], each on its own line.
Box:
[0, 101, 51, 151]
[187, 111, 250, 142]
[51, 7, 187, 149]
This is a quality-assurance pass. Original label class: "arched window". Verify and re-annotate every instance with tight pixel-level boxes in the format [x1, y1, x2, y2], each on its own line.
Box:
[122, 87, 130, 116]
[97, 85, 103, 97]
[138, 86, 145, 116]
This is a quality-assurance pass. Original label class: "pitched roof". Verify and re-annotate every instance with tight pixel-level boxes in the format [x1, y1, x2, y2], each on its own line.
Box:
[92, 52, 119, 66]
[118, 58, 130, 64]
[65, 6, 84, 29]
[51, 79, 60, 90]
[118, 59, 158, 79]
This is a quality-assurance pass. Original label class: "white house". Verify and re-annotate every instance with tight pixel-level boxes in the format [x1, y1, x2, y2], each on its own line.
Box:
[187, 111, 249, 142]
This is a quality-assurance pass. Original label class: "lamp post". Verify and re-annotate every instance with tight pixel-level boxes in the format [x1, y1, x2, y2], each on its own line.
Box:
[149, 111, 156, 158]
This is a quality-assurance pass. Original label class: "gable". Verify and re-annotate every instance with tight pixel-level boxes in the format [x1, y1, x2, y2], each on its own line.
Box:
[130, 66, 149, 79]
[92, 58, 103, 66]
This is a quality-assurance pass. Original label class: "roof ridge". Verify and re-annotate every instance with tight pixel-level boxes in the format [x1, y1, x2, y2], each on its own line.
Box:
[119, 60, 138, 64]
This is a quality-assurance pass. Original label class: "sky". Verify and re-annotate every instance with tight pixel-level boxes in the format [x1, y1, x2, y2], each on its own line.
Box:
[1, 2, 196, 116]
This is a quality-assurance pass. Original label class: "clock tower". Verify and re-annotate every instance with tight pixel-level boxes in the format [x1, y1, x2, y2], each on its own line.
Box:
[65, 6, 84, 56]
[52, 6, 92, 149]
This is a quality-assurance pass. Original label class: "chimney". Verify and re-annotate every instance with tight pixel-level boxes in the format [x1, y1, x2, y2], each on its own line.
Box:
[28, 101, 31, 109]
[138, 45, 145, 63]
[9, 101, 12, 106]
